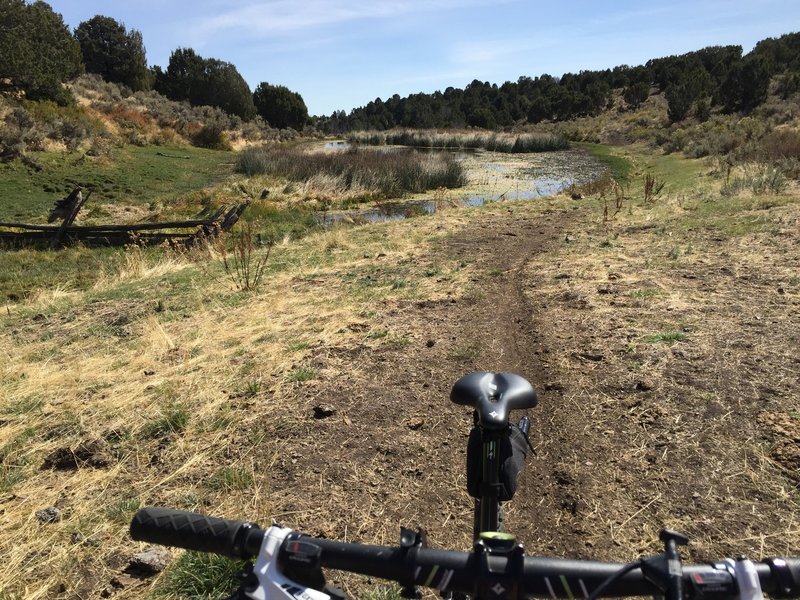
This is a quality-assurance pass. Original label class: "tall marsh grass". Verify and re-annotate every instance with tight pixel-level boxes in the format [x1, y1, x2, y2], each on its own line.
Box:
[347, 129, 569, 153]
[236, 146, 466, 199]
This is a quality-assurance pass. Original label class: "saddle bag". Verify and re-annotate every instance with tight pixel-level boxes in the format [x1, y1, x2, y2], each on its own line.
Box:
[466, 426, 528, 502]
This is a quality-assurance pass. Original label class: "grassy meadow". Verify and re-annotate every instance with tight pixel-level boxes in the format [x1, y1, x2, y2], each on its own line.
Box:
[0, 144, 233, 223]
[1, 106, 800, 599]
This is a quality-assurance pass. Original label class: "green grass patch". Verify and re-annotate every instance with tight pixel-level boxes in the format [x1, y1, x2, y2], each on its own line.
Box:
[630, 288, 667, 299]
[0, 246, 118, 301]
[104, 497, 141, 524]
[287, 340, 310, 351]
[646, 331, 688, 344]
[245, 203, 321, 241]
[581, 143, 632, 182]
[208, 467, 253, 492]
[286, 366, 318, 382]
[0, 466, 25, 494]
[361, 585, 403, 600]
[142, 403, 191, 438]
[0, 396, 45, 416]
[0, 145, 234, 223]
[672, 195, 780, 237]
[450, 342, 480, 360]
[153, 551, 248, 600]
[642, 153, 702, 192]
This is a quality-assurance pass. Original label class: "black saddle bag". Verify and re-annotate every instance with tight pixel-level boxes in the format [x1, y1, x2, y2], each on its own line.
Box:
[466, 426, 528, 502]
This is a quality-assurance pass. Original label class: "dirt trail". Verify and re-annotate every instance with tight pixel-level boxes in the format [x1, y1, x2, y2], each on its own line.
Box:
[267, 192, 800, 594]
[265, 206, 591, 563]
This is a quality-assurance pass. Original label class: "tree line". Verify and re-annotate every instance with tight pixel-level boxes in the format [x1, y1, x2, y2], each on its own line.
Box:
[0, 0, 309, 130]
[2, 1, 798, 134]
[319, 32, 800, 133]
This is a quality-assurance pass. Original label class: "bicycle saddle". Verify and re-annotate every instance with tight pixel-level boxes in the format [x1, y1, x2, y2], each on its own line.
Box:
[450, 371, 538, 429]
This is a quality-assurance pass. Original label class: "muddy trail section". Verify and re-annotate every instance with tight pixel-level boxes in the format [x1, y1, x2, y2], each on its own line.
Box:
[264, 197, 800, 598]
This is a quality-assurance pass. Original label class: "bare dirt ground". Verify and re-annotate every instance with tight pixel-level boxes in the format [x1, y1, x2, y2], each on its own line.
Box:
[264, 185, 800, 596]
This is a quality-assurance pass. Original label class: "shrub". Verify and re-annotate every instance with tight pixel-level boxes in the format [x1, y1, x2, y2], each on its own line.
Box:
[13, 100, 107, 150]
[0, 107, 35, 159]
[721, 163, 787, 195]
[761, 128, 800, 160]
[191, 123, 232, 150]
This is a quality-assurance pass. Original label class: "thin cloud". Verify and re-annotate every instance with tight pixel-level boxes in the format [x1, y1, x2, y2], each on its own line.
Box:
[450, 37, 561, 70]
[191, 0, 514, 37]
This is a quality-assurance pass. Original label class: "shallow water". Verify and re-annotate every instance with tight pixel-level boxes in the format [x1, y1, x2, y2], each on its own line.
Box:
[315, 144, 605, 224]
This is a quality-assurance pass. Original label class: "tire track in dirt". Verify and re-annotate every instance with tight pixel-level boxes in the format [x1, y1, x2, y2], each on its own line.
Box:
[430, 207, 594, 556]
[268, 206, 594, 564]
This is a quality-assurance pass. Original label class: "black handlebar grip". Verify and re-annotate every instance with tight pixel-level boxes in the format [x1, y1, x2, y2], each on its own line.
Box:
[130, 507, 264, 559]
[766, 558, 800, 597]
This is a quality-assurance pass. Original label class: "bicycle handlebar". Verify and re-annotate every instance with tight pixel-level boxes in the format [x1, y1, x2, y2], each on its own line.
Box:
[130, 507, 800, 599]
[130, 506, 263, 559]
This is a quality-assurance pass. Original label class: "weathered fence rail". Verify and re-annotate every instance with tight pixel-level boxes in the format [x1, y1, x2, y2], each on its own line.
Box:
[0, 188, 251, 248]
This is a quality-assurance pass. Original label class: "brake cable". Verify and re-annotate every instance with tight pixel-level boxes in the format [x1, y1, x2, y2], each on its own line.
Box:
[586, 560, 646, 600]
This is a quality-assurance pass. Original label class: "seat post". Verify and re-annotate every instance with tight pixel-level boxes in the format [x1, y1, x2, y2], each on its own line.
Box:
[476, 427, 504, 538]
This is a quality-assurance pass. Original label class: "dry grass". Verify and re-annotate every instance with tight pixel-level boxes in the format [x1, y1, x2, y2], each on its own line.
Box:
[518, 148, 800, 559]
[0, 205, 477, 598]
[2, 145, 799, 599]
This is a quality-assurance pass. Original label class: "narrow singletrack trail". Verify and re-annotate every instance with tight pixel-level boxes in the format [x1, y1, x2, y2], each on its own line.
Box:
[267, 206, 592, 559]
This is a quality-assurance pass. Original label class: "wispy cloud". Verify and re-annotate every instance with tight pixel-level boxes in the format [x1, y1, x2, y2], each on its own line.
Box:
[191, 0, 511, 37]
[450, 37, 561, 71]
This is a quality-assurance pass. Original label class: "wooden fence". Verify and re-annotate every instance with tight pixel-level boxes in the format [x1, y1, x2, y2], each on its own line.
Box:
[0, 188, 251, 248]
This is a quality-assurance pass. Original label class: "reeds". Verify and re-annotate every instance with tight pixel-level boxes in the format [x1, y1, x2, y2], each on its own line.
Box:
[346, 129, 569, 153]
[235, 146, 466, 198]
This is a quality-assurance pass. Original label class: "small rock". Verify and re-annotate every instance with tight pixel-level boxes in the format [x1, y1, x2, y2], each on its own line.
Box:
[127, 547, 171, 575]
[313, 404, 336, 419]
[406, 417, 425, 431]
[634, 378, 655, 392]
[564, 235, 575, 243]
[425, 339, 435, 348]
[544, 382, 564, 392]
[110, 575, 139, 589]
[36, 506, 61, 524]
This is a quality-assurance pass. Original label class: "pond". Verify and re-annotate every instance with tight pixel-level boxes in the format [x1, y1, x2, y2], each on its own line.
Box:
[316, 143, 606, 224]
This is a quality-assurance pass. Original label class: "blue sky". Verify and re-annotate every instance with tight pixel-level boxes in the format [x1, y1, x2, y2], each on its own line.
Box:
[46, 0, 800, 117]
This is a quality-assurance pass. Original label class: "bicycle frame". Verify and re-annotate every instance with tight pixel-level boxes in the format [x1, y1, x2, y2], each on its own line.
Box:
[472, 415, 531, 538]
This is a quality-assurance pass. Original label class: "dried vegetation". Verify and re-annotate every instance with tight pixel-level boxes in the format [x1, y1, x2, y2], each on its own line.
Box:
[1, 146, 799, 600]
